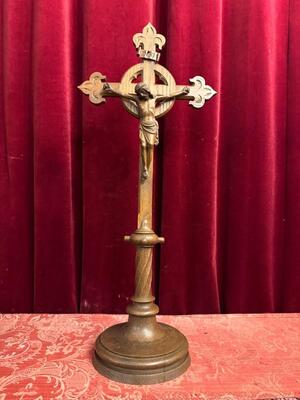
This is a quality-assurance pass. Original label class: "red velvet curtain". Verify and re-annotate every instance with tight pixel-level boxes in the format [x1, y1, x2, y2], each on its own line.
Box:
[0, 0, 299, 314]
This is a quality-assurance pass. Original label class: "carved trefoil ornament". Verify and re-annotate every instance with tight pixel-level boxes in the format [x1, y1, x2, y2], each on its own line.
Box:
[133, 23, 166, 61]
[189, 76, 217, 108]
[77, 72, 107, 104]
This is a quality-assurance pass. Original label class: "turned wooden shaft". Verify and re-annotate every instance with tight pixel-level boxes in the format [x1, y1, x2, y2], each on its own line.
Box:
[133, 247, 154, 302]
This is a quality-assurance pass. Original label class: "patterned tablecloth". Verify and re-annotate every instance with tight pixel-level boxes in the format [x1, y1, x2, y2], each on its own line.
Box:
[0, 313, 299, 399]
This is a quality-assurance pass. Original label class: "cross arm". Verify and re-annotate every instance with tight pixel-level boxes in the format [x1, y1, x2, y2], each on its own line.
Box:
[77, 72, 136, 105]
[156, 76, 217, 109]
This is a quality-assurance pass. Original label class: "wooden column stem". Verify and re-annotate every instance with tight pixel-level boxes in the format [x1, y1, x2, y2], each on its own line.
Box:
[133, 247, 154, 302]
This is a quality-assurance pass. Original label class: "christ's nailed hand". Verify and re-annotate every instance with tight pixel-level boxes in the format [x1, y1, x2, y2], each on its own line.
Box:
[103, 82, 111, 91]
[182, 86, 189, 95]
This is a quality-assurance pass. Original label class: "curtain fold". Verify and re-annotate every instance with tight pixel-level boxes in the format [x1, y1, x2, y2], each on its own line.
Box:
[0, 0, 299, 313]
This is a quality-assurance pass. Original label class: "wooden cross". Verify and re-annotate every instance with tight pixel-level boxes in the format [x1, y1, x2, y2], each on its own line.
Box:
[78, 23, 216, 227]
[78, 23, 217, 385]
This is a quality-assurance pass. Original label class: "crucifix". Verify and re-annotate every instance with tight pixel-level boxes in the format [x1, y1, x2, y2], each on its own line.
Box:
[78, 23, 216, 385]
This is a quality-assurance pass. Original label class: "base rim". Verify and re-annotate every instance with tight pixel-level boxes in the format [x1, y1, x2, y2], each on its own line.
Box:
[92, 322, 190, 385]
[93, 351, 191, 385]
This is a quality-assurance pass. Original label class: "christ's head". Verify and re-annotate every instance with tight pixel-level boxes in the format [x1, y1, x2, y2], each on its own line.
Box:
[135, 83, 153, 100]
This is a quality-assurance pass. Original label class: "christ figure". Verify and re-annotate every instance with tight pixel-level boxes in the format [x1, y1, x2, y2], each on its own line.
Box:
[103, 82, 189, 179]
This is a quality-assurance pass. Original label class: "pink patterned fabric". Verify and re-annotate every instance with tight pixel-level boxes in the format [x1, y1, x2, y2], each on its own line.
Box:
[0, 314, 299, 399]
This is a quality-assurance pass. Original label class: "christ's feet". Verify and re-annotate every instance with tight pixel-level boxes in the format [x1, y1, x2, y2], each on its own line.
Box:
[142, 168, 149, 180]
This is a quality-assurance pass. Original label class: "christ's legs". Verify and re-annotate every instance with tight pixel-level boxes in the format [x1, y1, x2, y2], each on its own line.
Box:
[139, 119, 158, 180]
[146, 144, 154, 174]
[141, 145, 149, 179]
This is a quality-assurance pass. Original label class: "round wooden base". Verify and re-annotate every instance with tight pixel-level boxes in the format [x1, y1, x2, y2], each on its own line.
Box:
[93, 322, 190, 385]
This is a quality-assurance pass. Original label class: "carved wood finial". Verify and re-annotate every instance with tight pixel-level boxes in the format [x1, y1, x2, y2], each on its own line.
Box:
[133, 23, 166, 61]
[188, 76, 217, 108]
[77, 72, 106, 104]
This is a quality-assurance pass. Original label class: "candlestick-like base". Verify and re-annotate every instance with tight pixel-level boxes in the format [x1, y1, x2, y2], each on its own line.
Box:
[93, 320, 190, 385]
[92, 222, 190, 384]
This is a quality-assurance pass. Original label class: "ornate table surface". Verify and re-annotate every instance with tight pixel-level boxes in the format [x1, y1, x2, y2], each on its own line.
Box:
[0, 313, 299, 399]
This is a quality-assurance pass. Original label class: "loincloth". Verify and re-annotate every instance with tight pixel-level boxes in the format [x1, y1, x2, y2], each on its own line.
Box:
[139, 120, 159, 147]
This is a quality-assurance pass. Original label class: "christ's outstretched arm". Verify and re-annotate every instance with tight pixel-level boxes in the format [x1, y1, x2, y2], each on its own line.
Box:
[103, 83, 137, 102]
[156, 86, 189, 102]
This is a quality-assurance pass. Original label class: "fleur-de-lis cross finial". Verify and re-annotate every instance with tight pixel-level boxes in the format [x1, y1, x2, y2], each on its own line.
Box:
[133, 23, 166, 61]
